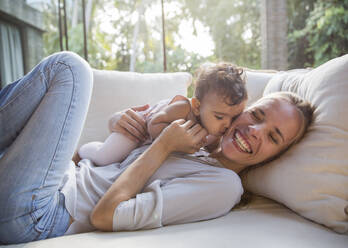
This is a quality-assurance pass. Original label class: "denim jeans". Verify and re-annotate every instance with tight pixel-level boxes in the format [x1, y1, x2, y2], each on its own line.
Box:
[0, 52, 93, 244]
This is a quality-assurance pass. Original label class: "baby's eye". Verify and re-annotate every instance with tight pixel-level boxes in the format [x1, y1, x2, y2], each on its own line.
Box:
[215, 115, 223, 120]
[231, 113, 241, 122]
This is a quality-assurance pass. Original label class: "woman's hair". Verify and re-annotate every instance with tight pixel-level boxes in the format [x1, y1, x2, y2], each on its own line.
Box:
[259, 91, 315, 164]
[194, 62, 247, 106]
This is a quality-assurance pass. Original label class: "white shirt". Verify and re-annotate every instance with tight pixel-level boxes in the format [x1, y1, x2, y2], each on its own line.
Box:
[62, 146, 243, 234]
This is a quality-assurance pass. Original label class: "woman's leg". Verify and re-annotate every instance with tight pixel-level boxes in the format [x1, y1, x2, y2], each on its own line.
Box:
[0, 52, 93, 244]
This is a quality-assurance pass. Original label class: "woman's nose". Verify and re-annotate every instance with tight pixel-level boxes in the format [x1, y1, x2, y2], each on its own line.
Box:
[249, 124, 264, 139]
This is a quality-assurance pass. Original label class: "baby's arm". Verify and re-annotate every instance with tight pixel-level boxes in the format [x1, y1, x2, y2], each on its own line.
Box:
[147, 100, 191, 140]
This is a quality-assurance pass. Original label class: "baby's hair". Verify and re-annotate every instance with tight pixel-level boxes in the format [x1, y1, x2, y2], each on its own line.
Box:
[194, 62, 247, 106]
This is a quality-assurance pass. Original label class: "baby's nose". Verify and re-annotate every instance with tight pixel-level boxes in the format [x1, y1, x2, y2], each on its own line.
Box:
[221, 123, 230, 133]
[224, 119, 232, 128]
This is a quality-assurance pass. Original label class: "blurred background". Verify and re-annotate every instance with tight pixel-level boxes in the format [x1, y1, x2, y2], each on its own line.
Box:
[1, 0, 347, 89]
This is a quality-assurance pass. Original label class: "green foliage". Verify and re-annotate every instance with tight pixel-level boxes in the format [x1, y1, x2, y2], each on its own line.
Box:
[287, 0, 316, 68]
[288, 0, 348, 68]
[181, 0, 261, 69]
[42, 0, 117, 69]
[42, 0, 261, 75]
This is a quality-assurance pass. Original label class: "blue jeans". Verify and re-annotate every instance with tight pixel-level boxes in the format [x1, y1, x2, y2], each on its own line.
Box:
[0, 52, 93, 244]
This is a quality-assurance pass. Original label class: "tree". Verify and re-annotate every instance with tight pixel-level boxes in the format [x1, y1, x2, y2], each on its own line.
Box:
[287, 0, 316, 69]
[42, 0, 262, 73]
[288, 0, 348, 68]
[129, 0, 144, 71]
[181, 0, 261, 68]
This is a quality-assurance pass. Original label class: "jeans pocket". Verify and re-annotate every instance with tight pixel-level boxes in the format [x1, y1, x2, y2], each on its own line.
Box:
[31, 191, 70, 238]
[31, 192, 58, 233]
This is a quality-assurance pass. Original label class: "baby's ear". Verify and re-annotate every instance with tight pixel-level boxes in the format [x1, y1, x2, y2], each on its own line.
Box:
[191, 97, 200, 116]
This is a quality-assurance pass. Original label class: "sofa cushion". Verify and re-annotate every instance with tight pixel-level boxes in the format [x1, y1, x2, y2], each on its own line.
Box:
[78, 70, 191, 148]
[7, 196, 348, 248]
[244, 70, 275, 106]
[242, 55, 348, 233]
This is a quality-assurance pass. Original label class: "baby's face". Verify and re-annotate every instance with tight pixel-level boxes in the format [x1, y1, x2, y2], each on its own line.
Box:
[196, 92, 246, 137]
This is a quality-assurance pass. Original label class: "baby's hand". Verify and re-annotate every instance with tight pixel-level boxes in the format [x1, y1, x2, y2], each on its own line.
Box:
[108, 104, 149, 143]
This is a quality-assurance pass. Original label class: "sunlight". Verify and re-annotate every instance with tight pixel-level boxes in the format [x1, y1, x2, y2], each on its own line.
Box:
[242, 27, 253, 44]
[175, 19, 215, 57]
[97, 1, 214, 58]
[98, 2, 119, 35]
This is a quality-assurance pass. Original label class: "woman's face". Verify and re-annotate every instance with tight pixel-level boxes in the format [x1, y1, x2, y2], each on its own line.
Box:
[220, 97, 302, 166]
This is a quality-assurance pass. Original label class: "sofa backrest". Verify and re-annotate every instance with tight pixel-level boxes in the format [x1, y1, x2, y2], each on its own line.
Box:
[77, 70, 192, 147]
[244, 70, 275, 106]
[77, 69, 274, 148]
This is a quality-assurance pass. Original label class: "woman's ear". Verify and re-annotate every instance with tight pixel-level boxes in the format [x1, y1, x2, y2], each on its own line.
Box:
[191, 98, 200, 116]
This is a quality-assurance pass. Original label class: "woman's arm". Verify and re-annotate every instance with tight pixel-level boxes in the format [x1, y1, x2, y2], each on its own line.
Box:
[112, 167, 243, 231]
[90, 119, 208, 231]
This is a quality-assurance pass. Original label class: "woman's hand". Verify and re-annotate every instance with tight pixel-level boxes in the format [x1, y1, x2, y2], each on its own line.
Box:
[108, 104, 149, 143]
[157, 119, 208, 154]
[90, 119, 208, 232]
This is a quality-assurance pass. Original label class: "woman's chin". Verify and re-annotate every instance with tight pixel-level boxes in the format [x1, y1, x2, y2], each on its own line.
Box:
[221, 138, 237, 160]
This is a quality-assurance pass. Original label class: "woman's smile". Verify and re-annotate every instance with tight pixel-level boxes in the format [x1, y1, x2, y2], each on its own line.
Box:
[220, 128, 252, 159]
[224, 129, 252, 154]
[233, 130, 252, 153]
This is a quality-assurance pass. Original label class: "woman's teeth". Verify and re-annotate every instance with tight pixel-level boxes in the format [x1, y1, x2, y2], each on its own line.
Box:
[235, 131, 252, 153]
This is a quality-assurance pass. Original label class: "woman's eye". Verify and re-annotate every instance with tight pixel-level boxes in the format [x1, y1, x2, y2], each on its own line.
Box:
[269, 134, 278, 144]
[251, 110, 261, 121]
[215, 115, 223, 120]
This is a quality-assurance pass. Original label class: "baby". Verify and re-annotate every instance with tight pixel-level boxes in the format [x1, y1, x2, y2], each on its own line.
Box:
[78, 63, 248, 166]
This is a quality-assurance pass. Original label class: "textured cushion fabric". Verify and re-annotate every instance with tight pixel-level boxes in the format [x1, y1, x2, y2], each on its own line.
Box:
[6, 196, 348, 248]
[242, 54, 348, 233]
[244, 70, 275, 106]
[77, 70, 191, 148]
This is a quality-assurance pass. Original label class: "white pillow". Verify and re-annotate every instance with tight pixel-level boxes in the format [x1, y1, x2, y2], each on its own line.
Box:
[242, 54, 348, 233]
[78, 70, 191, 148]
[244, 70, 275, 106]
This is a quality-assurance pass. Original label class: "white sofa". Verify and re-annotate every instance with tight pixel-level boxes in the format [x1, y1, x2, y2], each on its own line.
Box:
[5, 63, 348, 247]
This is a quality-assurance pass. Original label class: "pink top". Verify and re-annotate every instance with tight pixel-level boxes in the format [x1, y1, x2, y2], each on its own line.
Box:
[140, 95, 197, 142]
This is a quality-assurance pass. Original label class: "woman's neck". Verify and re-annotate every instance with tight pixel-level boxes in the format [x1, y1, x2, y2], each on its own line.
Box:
[210, 151, 247, 174]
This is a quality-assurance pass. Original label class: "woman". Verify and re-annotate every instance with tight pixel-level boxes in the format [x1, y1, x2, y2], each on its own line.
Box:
[0, 52, 313, 244]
